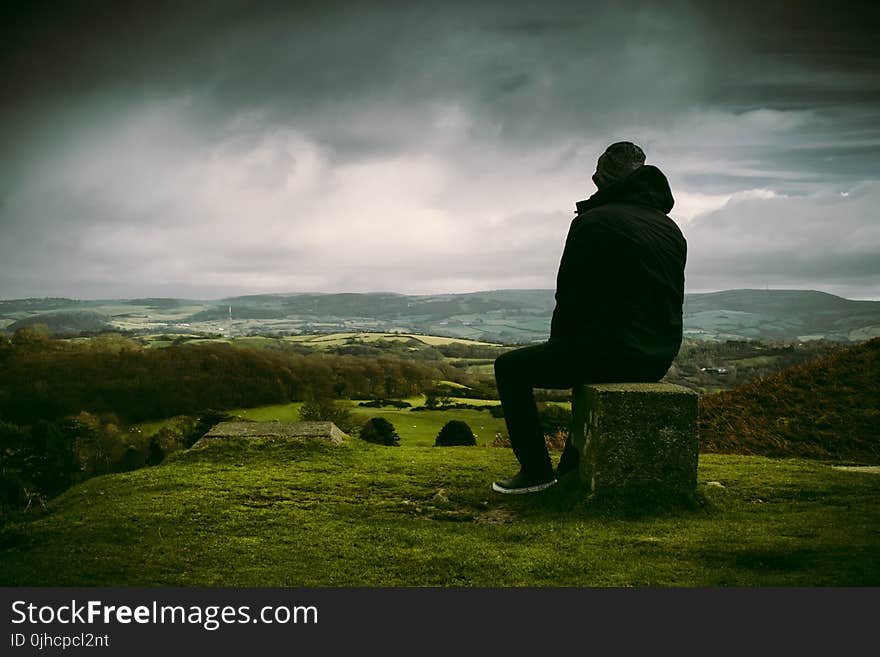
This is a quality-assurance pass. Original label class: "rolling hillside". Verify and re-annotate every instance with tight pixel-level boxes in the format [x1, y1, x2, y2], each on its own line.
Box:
[699, 337, 880, 462]
[684, 289, 880, 342]
[5, 311, 113, 336]
[2, 289, 879, 342]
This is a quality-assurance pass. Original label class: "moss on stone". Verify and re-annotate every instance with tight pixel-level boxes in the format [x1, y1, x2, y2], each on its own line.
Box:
[574, 383, 699, 504]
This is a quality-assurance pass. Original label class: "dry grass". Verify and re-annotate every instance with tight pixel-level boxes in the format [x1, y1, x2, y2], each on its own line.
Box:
[699, 337, 880, 463]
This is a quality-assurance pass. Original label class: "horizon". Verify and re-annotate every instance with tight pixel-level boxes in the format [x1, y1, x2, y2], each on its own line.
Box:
[2, 2, 878, 300]
[2, 286, 879, 304]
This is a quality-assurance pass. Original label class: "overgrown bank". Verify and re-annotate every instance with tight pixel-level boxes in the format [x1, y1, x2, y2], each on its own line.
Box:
[700, 337, 880, 462]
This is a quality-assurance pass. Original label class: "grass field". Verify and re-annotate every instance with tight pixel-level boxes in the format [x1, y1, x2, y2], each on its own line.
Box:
[135, 400, 508, 447]
[348, 406, 505, 446]
[281, 332, 498, 347]
[1, 436, 877, 587]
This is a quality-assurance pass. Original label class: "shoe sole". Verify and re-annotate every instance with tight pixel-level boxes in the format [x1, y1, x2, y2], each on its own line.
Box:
[491, 478, 557, 495]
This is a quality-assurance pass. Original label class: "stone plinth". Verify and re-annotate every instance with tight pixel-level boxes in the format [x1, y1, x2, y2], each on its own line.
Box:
[571, 383, 699, 500]
[192, 421, 346, 448]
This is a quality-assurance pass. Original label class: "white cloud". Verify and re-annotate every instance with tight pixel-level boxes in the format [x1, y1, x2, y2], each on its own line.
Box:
[683, 182, 880, 299]
[2, 96, 878, 300]
[0, 100, 586, 297]
[674, 189, 780, 222]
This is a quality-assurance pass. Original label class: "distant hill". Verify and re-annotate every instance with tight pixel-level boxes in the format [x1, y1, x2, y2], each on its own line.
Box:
[214, 288, 880, 342]
[216, 290, 555, 321]
[684, 289, 880, 342]
[186, 306, 288, 321]
[6, 311, 113, 336]
[699, 337, 880, 463]
[1, 289, 878, 343]
[123, 298, 186, 309]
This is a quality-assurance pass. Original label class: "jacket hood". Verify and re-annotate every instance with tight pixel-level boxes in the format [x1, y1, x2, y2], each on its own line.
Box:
[576, 164, 674, 215]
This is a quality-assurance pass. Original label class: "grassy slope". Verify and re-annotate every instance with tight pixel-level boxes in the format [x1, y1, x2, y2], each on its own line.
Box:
[136, 401, 509, 447]
[700, 337, 880, 462]
[1, 437, 878, 587]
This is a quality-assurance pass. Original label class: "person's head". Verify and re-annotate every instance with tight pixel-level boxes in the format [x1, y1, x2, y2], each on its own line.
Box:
[592, 141, 646, 189]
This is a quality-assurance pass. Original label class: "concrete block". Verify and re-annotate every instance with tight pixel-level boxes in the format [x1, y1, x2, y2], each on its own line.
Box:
[571, 383, 699, 500]
[192, 421, 346, 448]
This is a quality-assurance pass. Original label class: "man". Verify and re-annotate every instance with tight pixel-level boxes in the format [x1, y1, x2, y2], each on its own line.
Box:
[492, 141, 686, 494]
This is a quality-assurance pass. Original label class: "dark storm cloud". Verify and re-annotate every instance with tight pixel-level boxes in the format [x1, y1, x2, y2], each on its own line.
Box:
[9, 1, 878, 120]
[2, 2, 719, 143]
[1, 1, 879, 299]
[5, 1, 877, 173]
[696, 0, 880, 107]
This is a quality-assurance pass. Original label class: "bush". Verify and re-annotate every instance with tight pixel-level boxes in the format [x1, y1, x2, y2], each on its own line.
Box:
[537, 404, 572, 436]
[411, 402, 498, 412]
[174, 410, 233, 449]
[147, 424, 188, 457]
[358, 399, 412, 409]
[120, 445, 144, 472]
[0, 473, 26, 516]
[299, 397, 360, 433]
[359, 417, 400, 446]
[146, 436, 165, 466]
[434, 420, 476, 447]
[21, 420, 77, 497]
[490, 431, 568, 453]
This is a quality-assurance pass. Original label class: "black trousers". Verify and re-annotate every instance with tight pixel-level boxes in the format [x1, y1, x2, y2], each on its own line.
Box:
[493, 342, 670, 478]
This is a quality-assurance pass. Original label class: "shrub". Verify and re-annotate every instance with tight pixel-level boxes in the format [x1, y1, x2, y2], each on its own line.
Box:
[182, 410, 233, 448]
[146, 436, 165, 465]
[359, 417, 400, 446]
[21, 420, 77, 497]
[358, 399, 412, 409]
[490, 431, 568, 453]
[544, 430, 568, 452]
[0, 473, 26, 516]
[299, 398, 360, 433]
[434, 420, 476, 447]
[120, 445, 144, 472]
[537, 403, 572, 436]
[148, 424, 188, 456]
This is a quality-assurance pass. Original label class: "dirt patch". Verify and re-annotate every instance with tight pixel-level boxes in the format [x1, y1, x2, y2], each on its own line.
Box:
[474, 507, 516, 526]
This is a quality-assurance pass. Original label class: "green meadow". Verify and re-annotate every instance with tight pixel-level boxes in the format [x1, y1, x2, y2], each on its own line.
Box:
[3, 335, 879, 588]
[1, 425, 878, 586]
[135, 400, 510, 447]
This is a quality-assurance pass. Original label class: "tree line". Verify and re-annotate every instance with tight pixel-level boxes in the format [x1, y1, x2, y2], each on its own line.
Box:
[0, 327, 481, 516]
[0, 327, 458, 425]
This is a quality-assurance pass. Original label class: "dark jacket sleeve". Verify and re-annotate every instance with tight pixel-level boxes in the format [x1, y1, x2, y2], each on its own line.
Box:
[549, 215, 611, 345]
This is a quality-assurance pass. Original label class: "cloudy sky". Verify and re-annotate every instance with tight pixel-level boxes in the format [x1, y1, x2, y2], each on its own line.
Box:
[2, 0, 878, 300]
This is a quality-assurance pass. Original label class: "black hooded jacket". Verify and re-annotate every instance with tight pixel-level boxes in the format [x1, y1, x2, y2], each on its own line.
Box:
[549, 165, 686, 366]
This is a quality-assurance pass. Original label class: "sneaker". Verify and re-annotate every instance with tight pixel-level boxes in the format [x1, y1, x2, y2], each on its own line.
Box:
[492, 470, 557, 495]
